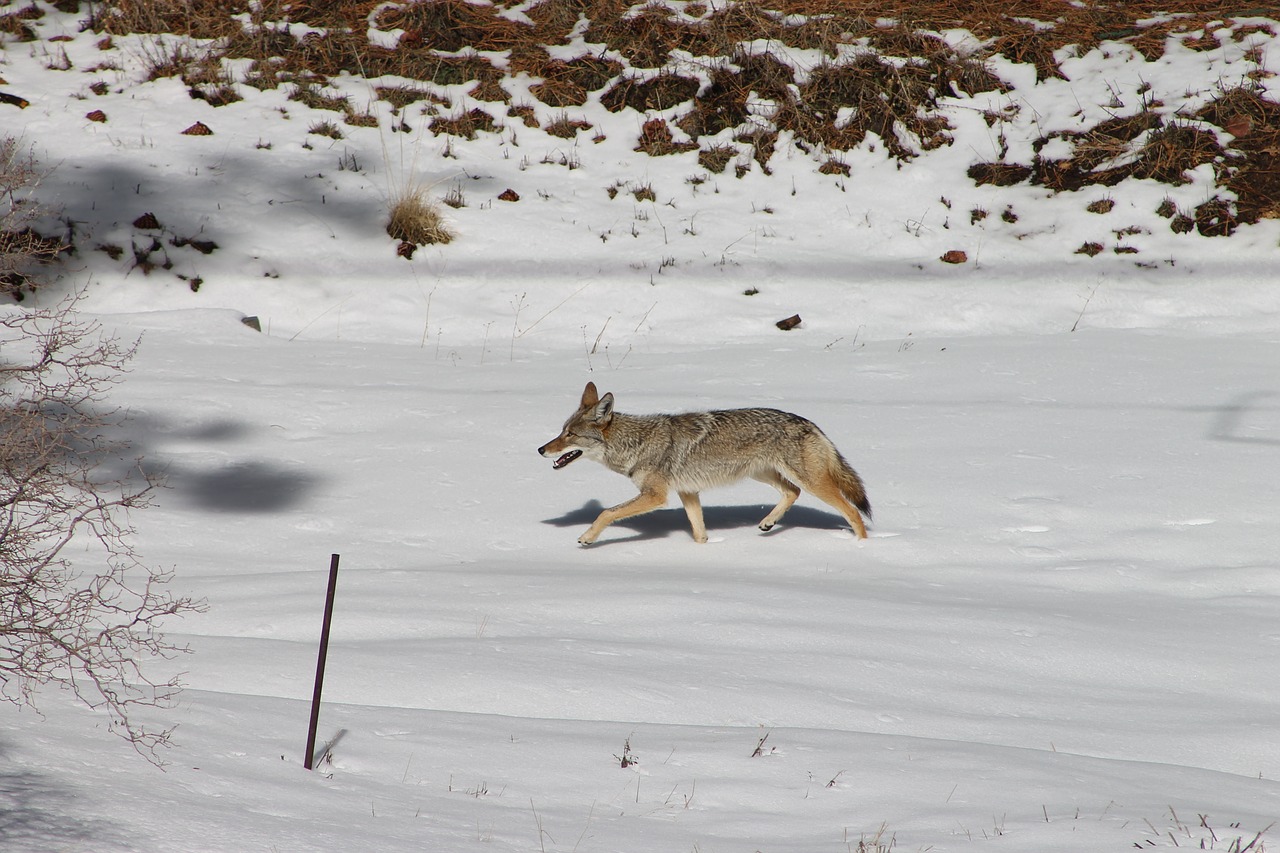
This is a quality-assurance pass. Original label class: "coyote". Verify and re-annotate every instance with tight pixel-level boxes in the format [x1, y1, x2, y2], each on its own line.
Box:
[538, 382, 871, 545]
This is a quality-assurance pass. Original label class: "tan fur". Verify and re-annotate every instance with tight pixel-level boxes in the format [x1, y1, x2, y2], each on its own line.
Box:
[538, 382, 871, 545]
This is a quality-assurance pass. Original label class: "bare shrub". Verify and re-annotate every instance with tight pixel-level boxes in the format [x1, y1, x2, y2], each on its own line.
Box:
[1, 294, 204, 760]
[1, 138, 65, 300]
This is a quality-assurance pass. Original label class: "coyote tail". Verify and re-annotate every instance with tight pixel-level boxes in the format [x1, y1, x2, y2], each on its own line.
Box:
[832, 452, 872, 521]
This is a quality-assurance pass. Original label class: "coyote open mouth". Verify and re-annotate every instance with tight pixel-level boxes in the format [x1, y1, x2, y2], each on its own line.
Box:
[552, 450, 582, 469]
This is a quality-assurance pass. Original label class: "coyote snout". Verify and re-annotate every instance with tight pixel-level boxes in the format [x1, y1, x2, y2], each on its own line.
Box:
[536, 440, 582, 470]
[539, 382, 871, 546]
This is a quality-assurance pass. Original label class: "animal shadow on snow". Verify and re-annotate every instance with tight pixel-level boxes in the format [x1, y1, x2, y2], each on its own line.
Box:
[1208, 390, 1280, 446]
[543, 500, 849, 544]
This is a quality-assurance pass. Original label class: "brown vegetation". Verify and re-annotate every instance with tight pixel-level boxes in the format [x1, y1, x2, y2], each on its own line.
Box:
[25, 0, 1280, 241]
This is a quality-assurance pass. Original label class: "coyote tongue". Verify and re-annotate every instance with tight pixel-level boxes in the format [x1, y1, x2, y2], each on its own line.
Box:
[552, 450, 582, 469]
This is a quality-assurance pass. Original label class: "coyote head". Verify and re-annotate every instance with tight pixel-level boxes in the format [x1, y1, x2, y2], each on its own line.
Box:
[538, 381, 614, 470]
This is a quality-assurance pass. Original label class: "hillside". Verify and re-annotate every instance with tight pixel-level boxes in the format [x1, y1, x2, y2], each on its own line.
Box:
[2, 0, 1279, 342]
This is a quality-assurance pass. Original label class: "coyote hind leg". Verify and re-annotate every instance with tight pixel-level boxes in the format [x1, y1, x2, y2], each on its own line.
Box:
[754, 470, 801, 532]
[678, 491, 708, 543]
[804, 475, 869, 540]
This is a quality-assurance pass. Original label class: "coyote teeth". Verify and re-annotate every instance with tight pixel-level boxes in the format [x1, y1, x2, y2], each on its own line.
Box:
[553, 450, 582, 469]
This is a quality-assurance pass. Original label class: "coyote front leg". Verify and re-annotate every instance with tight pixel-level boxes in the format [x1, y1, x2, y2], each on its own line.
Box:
[678, 491, 708, 543]
[578, 479, 669, 545]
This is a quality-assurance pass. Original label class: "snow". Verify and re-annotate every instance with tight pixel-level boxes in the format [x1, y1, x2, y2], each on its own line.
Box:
[2, 5, 1279, 852]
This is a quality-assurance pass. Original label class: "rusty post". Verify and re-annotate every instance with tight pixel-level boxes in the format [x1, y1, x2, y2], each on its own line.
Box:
[304, 554, 340, 770]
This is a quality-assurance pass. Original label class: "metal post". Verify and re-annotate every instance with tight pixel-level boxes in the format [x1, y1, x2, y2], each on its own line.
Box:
[304, 553, 340, 770]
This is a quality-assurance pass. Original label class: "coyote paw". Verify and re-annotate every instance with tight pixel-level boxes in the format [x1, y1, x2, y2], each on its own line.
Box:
[758, 522, 775, 532]
[577, 532, 598, 546]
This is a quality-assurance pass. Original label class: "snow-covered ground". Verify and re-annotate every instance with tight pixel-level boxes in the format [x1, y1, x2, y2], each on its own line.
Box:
[2, 5, 1279, 851]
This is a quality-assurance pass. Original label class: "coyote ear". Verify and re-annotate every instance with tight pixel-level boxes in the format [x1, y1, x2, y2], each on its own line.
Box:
[592, 392, 615, 424]
[581, 381, 599, 408]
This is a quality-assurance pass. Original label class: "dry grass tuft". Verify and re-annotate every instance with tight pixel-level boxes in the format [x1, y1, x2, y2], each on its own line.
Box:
[675, 67, 752, 140]
[1198, 84, 1280, 222]
[289, 81, 350, 113]
[0, 3, 42, 42]
[602, 72, 700, 113]
[544, 113, 593, 139]
[387, 186, 452, 246]
[698, 143, 737, 174]
[374, 0, 528, 53]
[818, 158, 850, 176]
[528, 54, 623, 107]
[307, 120, 343, 140]
[375, 84, 439, 111]
[429, 108, 499, 139]
[968, 162, 1031, 187]
[635, 118, 698, 156]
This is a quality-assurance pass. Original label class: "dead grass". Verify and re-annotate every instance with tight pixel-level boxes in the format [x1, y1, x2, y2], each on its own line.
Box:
[82, 0, 1280, 85]
[508, 103, 539, 128]
[526, 54, 623, 107]
[971, 102, 1240, 237]
[698, 143, 737, 174]
[635, 118, 698, 157]
[819, 158, 850, 176]
[428, 108, 499, 139]
[374, 0, 527, 53]
[387, 185, 452, 246]
[602, 73, 701, 113]
[61, 0, 1280, 243]
[968, 162, 1032, 187]
[0, 3, 42, 42]
[375, 84, 442, 111]
[307, 120, 343, 140]
[675, 72, 741, 140]
[1197, 84, 1280, 223]
[544, 113, 593, 139]
[289, 81, 350, 113]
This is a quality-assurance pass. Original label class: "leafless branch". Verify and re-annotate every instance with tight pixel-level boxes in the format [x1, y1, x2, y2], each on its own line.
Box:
[1, 294, 204, 763]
